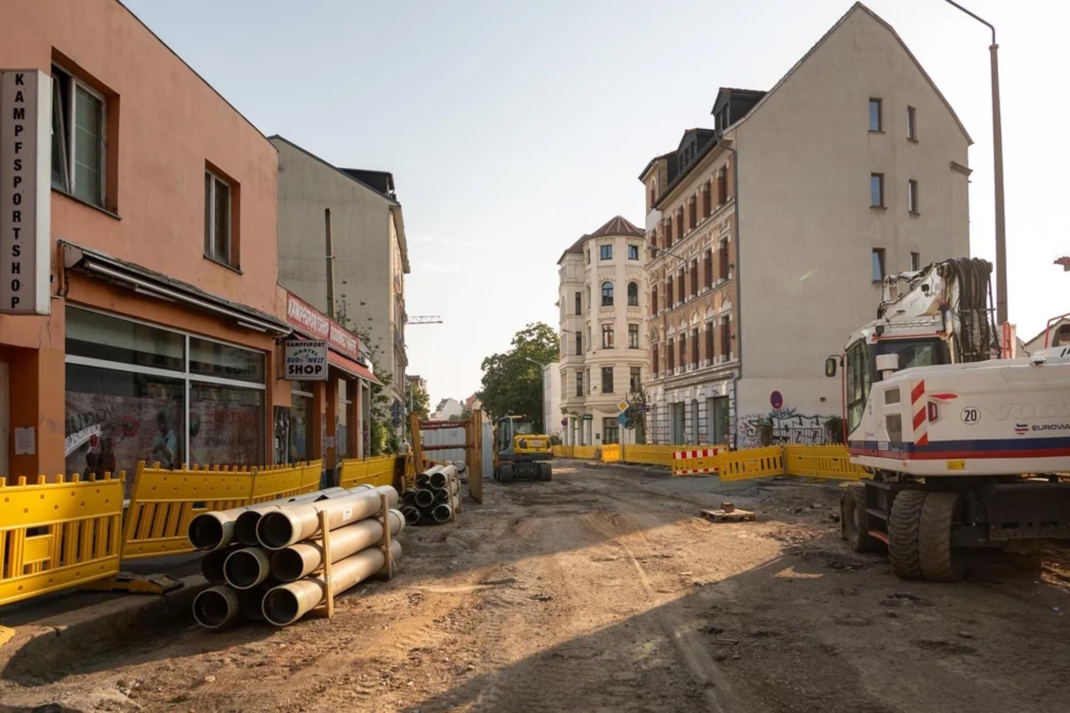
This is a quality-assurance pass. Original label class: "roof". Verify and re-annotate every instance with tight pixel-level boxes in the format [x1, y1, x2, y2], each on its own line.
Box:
[557, 234, 589, 265]
[729, 3, 972, 144]
[342, 169, 396, 200]
[1056, 257, 1070, 271]
[268, 135, 400, 207]
[637, 152, 674, 181]
[590, 215, 644, 238]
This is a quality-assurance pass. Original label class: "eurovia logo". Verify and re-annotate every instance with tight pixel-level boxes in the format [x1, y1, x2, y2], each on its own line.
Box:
[1014, 423, 1029, 436]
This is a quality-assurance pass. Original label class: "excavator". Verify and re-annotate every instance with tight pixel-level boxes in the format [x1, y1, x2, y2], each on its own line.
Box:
[492, 415, 553, 483]
[826, 257, 1070, 580]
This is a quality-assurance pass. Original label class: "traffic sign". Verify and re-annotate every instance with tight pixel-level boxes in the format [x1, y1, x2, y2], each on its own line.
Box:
[617, 399, 629, 412]
[770, 390, 783, 410]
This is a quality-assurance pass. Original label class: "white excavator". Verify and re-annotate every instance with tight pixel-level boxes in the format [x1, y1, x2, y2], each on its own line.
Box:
[826, 257, 1070, 580]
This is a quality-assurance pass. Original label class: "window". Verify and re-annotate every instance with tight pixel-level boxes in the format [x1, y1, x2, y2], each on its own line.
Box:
[869, 98, 882, 132]
[718, 240, 729, 281]
[910, 252, 921, 272]
[586, 250, 590, 264]
[585, 286, 591, 313]
[908, 179, 919, 215]
[601, 281, 614, 306]
[704, 249, 713, 288]
[204, 170, 234, 266]
[690, 260, 698, 298]
[626, 282, 639, 307]
[705, 322, 714, 362]
[710, 396, 729, 445]
[872, 248, 886, 281]
[601, 367, 614, 393]
[679, 333, 687, 370]
[651, 286, 658, 316]
[846, 340, 872, 433]
[290, 382, 313, 463]
[689, 198, 697, 229]
[652, 345, 660, 376]
[600, 244, 613, 260]
[602, 324, 614, 349]
[721, 318, 732, 360]
[668, 339, 675, 371]
[576, 371, 583, 397]
[575, 330, 583, 356]
[677, 269, 685, 304]
[907, 106, 917, 141]
[630, 367, 641, 392]
[649, 186, 656, 210]
[628, 244, 640, 260]
[676, 208, 684, 241]
[664, 217, 673, 249]
[870, 173, 884, 208]
[665, 278, 673, 307]
[51, 65, 107, 207]
[603, 417, 619, 445]
[628, 323, 639, 349]
[703, 181, 712, 217]
[717, 167, 727, 205]
[691, 328, 699, 366]
[586, 367, 591, 394]
[574, 292, 581, 315]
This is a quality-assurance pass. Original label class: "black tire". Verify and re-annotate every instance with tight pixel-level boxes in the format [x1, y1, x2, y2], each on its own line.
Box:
[888, 489, 927, 580]
[540, 463, 553, 482]
[500, 463, 514, 483]
[919, 492, 964, 582]
[845, 485, 875, 553]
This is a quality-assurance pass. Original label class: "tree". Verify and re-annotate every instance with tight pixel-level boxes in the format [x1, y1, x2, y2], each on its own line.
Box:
[410, 383, 430, 422]
[477, 322, 558, 432]
[337, 293, 399, 456]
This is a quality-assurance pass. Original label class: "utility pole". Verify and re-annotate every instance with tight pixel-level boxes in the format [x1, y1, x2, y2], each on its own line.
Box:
[325, 208, 336, 319]
[944, 0, 1007, 325]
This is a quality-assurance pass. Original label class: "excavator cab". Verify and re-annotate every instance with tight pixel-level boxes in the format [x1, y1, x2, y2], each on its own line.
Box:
[492, 415, 553, 483]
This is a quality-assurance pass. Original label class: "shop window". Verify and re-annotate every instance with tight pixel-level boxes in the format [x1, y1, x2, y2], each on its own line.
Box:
[190, 337, 264, 383]
[51, 64, 108, 208]
[205, 168, 236, 268]
[290, 383, 313, 462]
[338, 379, 351, 459]
[189, 383, 264, 467]
[66, 307, 184, 371]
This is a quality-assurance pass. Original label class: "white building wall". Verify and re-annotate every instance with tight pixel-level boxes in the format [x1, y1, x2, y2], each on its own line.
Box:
[542, 361, 562, 440]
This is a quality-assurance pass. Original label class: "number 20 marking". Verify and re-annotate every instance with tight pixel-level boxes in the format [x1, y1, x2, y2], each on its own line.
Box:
[961, 407, 980, 425]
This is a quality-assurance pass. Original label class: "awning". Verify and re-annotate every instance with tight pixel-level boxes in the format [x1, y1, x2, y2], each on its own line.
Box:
[61, 242, 292, 336]
[329, 350, 382, 386]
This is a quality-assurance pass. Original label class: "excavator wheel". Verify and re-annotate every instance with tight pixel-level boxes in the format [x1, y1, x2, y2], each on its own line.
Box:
[500, 463, 515, 484]
[538, 462, 552, 482]
[888, 490, 927, 580]
[845, 485, 876, 553]
[919, 492, 964, 582]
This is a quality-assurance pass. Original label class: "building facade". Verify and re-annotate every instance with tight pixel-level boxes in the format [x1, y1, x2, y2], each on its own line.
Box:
[557, 217, 649, 445]
[271, 136, 410, 432]
[0, 0, 375, 483]
[639, 3, 971, 448]
[541, 361, 561, 441]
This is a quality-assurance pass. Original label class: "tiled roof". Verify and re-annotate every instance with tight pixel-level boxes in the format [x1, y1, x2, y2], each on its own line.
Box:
[589, 216, 644, 238]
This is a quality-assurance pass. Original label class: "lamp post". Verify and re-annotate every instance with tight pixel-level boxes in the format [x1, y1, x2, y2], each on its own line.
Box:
[944, 0, 1007, 326]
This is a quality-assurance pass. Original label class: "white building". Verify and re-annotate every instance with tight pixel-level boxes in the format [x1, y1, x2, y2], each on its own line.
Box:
[432, 397, 464, 421]
[557, 217, 649, 445]
[639, 3, 971, 448]
[542, 361, 562, 441]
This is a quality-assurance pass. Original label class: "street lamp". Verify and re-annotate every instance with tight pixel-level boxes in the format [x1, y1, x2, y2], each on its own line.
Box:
[944, 0, 1007, 326]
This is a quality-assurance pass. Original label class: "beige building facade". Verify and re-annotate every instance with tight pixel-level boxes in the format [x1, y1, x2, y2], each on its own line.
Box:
[640, 3, 971, 448]
[557, 217, 649, 445]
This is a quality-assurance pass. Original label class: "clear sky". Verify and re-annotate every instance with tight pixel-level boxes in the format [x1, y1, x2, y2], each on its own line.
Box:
[124, 0, 1068, 407]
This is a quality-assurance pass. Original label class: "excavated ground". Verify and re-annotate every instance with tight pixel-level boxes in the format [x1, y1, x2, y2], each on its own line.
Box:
[1, 460, 1068, 712]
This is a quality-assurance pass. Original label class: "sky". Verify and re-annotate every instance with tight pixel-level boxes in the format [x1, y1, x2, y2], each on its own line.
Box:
[124, 0, 1069, 407]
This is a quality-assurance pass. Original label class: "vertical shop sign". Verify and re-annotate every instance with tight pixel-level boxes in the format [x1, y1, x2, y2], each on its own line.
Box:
[0, 70, 50, 314]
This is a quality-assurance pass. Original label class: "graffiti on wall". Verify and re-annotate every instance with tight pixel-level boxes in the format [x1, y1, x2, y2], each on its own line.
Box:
[737, 408, 831, 449]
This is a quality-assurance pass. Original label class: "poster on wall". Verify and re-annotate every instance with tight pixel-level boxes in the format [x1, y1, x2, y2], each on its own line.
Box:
[189, 384, 263, 468]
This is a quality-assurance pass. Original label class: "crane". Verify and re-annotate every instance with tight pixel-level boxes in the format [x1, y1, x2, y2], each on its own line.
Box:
[406, 315, 443, 325]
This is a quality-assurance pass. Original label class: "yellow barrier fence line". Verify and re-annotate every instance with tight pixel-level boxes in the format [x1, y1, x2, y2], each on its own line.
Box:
[620, 445, 679, 467]
[717, 446, 786, 482]
[0, 473, 125, 607]
[339, 455, 403, 489]
[670, 447, 724, 476]
[121, 461, 255, 560]
[601, 444, 622, 463]
[573, 445, 597, 460]
[783, 445, 868, 480]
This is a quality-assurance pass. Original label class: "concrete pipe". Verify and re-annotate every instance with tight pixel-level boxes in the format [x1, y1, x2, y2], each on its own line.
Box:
[262, 540, 402, 627]
[232, 487, 367, 546]
[256, 485, 399, 550]
[270, 509, 405, 583]
[401, 490, 417, 507]
[402, 505, 422, 526]
[201, 545, 237, 585]
[429, 465, 458, 490]
[224, 547, 272, 590]
[238, 583, 273, 621]
[453, 460, 467, 474]
[433, 488, 451, 504]
[413, 488, 435, 508]
[193, 585, 240, 630]
[416, 474, 431, 488]
[431, 501, 454, 524]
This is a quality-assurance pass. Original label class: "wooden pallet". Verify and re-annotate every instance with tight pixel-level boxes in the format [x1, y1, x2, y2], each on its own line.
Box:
[700, 508, 756, 523]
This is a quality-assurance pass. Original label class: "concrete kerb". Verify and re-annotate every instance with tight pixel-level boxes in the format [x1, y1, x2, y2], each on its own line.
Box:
[0, 573, 209, 682]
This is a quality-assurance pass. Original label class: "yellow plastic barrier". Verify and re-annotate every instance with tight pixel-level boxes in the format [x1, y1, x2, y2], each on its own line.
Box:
[0, 474, 124, 607]
[250, 461, 323, 502]
[339, 455, 406, 489]
[784, 445, 869, 480]
[572, 445, 597, 460]
[717, 447, 786, 482]
[552, 446, 574, 458]
[671, 447, 724, 476]
[621, 445, 678, 467]
[601, 444, 622, 462]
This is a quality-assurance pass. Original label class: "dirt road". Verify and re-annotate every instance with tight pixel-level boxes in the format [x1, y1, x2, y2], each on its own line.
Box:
[3, 460, 1069, 712]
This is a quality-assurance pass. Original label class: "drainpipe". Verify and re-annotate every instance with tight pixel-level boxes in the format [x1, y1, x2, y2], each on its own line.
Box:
[720, 138, 742, 449]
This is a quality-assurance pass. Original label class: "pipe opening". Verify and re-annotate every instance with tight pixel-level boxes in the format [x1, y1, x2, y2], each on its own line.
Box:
[225, 550, 266, 589]
[271, 549, 306, 583]
[234, 511, 264, 546]
[432, 504, 452, 524]
[429, 473, 448, 489]
[402, 506, 421, 526]
[201, 548, 230, 585]
[188, 516, 224, 550]
[193, 588, 235, 628]
[414, 489, 435, 508]
[263, 587, 301, 626]
[258, 512, 296, 550]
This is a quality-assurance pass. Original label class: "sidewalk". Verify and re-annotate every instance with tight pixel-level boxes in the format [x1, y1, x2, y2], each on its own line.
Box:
[0, 555, 207, 682]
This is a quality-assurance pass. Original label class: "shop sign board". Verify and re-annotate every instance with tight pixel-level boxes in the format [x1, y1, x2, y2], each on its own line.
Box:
[285, 292, 360, 361]
[284, 340, 328, 381]
[0, 69, 51, 315]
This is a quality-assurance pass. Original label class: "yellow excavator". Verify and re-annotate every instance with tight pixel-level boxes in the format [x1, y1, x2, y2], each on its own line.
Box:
[492, 415, 553, 482]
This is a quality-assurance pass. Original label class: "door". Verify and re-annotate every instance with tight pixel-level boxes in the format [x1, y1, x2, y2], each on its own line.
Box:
[0, 361, 8, 476]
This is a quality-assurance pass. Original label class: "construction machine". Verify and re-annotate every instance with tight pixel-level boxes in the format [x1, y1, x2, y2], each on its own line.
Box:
[826, 257, 1070, 580]
[492, 415, 553, 483]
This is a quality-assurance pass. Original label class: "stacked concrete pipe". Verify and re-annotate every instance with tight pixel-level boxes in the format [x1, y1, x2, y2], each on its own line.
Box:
[407, 464, 463, 526]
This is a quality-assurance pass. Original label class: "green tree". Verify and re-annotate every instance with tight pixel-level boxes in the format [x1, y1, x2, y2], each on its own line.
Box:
[478, 322, 558, 432]
[409, 382, 430, 421]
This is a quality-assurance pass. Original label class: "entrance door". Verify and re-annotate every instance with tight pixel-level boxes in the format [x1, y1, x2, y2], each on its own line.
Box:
[672, 402, 686, 444]
[0, 361, 8, 476]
